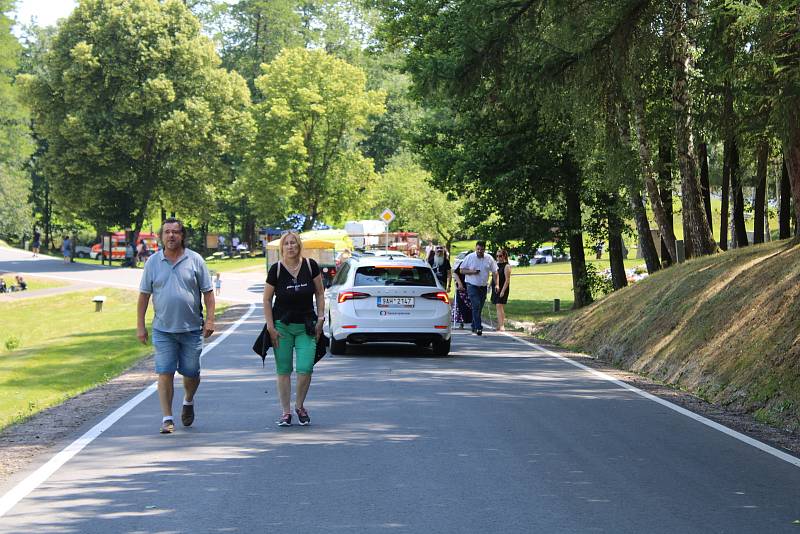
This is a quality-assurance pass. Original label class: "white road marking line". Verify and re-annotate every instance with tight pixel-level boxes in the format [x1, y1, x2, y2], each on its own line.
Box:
[0, 303, 257, 518]
[494, 328, 800, 469]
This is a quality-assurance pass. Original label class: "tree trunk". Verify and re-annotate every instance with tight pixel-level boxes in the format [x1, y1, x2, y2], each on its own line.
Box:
[658, 137, 674, 265]
[564, 167, 592, 309]
[608, 209, 628, 291]
[780, 156, 792, 238]
[721, 137, 731, 250]
[753, 139, 769, 244]
[629, 94, 678, 262]
[200, 222, 209, 255]
[628, 188, 661, 274]
[244, 216, 257, 252]
[670, 0, 717, 257]
[44, 180, 53, 251]
[730, 141, 748, 247]
[698, 141, 713, 234]
[783, 105, 800, 234]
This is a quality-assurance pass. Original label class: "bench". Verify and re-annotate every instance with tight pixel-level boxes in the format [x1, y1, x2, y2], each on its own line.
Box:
[92, 295, 107, 312]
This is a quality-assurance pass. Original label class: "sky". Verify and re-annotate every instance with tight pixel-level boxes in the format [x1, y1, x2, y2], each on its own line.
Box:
[11, 0, 77, 34]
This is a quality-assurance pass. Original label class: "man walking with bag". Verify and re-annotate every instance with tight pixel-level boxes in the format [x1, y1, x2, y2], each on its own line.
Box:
[137, 218, 215, 434]
[457, 241, 498, 336]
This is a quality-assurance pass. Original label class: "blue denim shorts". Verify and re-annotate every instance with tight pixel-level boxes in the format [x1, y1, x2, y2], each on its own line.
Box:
[152, 329, 203, 377]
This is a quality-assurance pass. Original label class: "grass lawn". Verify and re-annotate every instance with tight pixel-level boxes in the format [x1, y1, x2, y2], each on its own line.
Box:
[486, 258, 647, 326]
[206, 256, 266, 274]
[0, 274, 68, 292]
[0, 288, 228, 431]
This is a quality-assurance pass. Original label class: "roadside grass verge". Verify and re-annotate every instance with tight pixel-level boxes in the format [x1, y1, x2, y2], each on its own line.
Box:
[0, 288, 228, 431]
[544, 238, 800, 431]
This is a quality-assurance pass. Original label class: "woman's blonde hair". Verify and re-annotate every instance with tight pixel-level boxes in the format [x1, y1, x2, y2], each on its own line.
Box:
[496, 248, 508, 259]
[278, 231, 303, 258]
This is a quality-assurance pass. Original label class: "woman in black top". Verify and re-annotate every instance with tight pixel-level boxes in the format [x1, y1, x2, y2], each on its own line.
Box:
[491, 249, 512, 331]
[263, 231, 325, 427]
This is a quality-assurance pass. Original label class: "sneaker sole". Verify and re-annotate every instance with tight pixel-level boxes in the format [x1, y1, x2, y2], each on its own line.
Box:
[298, 420, 310, 426]
[276, 421, 292, 427]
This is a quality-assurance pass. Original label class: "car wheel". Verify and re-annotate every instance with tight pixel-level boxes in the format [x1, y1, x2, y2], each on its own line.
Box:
[330, 337, 347, 355]
[77, 252, 87, 258]
[432, 338, 451, 356]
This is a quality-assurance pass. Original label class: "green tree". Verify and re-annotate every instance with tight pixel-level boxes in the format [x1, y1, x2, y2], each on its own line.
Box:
[19, 0, 254, 238]
[365, 151, 463, 248]
[0, 0, 33, 239]
[249, 47, 385, 230]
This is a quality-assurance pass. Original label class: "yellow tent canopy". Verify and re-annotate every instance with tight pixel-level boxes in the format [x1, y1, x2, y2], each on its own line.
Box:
[266, 230, 353, 266]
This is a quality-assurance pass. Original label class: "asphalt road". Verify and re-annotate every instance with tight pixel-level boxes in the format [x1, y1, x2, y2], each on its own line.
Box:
[1, 246, 800, 533]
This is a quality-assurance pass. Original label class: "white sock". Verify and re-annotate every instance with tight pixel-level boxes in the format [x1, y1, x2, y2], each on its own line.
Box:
[183, 399, 193, 406]
[162, 416, 173, 422]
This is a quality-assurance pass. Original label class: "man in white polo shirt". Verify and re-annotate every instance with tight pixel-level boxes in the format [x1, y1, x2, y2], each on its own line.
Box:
[457, 240, 499, 335]
[137, 218, 215, 434]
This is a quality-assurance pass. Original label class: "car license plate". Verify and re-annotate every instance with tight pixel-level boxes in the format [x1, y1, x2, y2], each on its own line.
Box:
[377, 297, 415, 308]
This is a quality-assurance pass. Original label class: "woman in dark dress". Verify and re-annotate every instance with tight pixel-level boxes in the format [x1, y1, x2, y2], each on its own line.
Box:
[452, 264, 473, 329]
[490, 249, 512, 331]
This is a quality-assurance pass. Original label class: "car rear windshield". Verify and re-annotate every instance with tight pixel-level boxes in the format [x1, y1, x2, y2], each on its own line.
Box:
[354, 266, 437, 287]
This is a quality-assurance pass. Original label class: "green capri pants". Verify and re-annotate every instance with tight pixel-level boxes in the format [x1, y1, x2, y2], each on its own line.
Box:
[274, 320, 316, 375]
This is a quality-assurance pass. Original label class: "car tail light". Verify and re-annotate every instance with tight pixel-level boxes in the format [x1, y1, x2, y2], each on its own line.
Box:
[422, 292, 450, 304]
[323, 266, 336, 277]
[338, 291, 370, 303]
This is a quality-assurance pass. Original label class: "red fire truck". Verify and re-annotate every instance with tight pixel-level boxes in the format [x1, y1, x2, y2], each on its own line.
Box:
[91, 231, 159, 261]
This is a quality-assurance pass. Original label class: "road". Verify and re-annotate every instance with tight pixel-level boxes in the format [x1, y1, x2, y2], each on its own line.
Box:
[1, 246, 799, 532]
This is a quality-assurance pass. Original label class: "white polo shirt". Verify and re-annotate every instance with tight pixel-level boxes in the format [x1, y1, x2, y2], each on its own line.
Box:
[459, 252, 498, 287]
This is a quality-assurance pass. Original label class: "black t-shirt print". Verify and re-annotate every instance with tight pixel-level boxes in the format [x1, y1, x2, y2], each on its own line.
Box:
[266, 258, 321, 323]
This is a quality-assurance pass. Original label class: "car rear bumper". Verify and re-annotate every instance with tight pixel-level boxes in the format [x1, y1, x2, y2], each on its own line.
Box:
[338, 330, 451, 344]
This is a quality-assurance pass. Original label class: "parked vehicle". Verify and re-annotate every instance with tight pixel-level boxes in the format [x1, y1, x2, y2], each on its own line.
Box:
[533, 246, 570, 264]
[324, 256, 452, 356]
[74, 245, 92, 258]
[91, 232, 159, 261]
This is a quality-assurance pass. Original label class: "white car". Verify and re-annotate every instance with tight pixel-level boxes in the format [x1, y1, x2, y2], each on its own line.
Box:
[74, 245, 92, 258]
[324, 256, 452, 356]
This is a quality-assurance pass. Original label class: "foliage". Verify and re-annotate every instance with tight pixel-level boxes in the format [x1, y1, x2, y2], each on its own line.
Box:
[19, 0, 254, 236]
[248, 47, 385, 229]
[364, 151, 463, 245]
[0, 0, 34, 238]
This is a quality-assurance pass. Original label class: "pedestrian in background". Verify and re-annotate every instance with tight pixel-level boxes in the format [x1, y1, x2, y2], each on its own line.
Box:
[61, 236, 71, 265]
[137, 239, 148, 265]
[491, 249, 512, 332]
[126, 241, 136, 267]
[457, 241, 498, 336]
[137, 218, 215, 434]
[32, 229, 41, 258]
[427, 245, 451, 291]
[214, 272, 221, 296]
[452, 265, 473, 329]
[263, 231, 325, 427]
